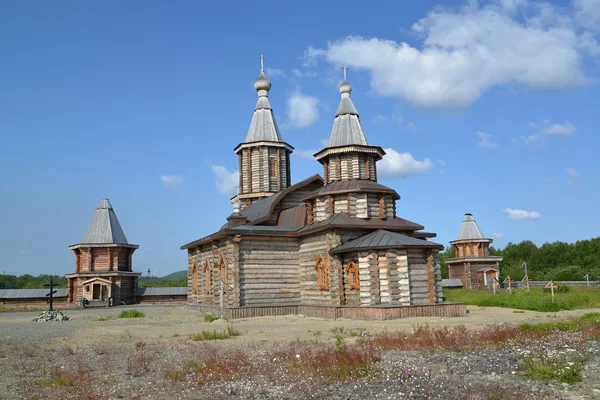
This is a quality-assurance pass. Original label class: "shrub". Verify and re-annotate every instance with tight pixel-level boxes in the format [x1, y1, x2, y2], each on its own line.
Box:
[203, 313, 219, 323]
[190, 325, 240, 341]
[118, 310, 145, 319]
[519, 354, 584, 384]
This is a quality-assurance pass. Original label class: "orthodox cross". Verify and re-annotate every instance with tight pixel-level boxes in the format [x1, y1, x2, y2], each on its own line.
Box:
[44, 277, 57, 312]
[259, 54, 266, 72]
[503, 275, 512, 291]
[584, 273, 590, 287]
[546, 280, 559, 303]
[341, 64, 349, 80]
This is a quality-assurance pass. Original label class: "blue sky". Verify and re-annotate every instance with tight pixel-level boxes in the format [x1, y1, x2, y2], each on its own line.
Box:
[1, 0, 599, 277]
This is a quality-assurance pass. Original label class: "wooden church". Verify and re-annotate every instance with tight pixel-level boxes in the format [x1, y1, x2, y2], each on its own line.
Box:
[445, 213, 504, 289]
[181, 64, 465, 319]
[66, 199, 140, 306]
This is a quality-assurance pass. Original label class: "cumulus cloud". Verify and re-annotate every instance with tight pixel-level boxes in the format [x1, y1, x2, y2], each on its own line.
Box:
[287, 90, 320, 128]
[305, 1, 595, 109]
[503, 208, 541, 220]
[566, 167, 579, 185]
[476, 132, 499, 149]
[378, 148, 434, 178]
[491, 233, 504, 239]
[265, 67, 286, 78]
[211, 166, 239, 195]
[514, 120, 577, 146]
[293, 149, 319, 159]
[160, 175, 185, 189]
[574, 0, 600, 31]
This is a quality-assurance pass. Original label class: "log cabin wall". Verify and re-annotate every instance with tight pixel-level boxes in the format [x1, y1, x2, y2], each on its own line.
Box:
[323, 153, 378, 183]
[341, 252, 361, 305]
[238, 237, 300, 306]
[188, 239, 235, 306]
[299, 233, 331, 305]
[433, 252, 443, 302]
[358, 251, 380, 305]
[407, 249, 439, 305]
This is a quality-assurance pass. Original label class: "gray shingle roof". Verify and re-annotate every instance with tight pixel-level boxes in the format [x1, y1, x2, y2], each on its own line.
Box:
[330, 229, 443, 254]
[301, 179, 400, 201]
[328, 80, 369, 147]
[135, 287, 187, 296]
[441, 279, 463, 288]
[245, 72, 283, 143]
[81, 199, 129, 244]
[0, 289, 68, 299]
[456, 213, 485, 240]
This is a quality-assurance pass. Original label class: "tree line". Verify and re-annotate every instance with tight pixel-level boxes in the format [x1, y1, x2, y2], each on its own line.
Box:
[440, 237, 600, 282]
[0, 273, 186, 290]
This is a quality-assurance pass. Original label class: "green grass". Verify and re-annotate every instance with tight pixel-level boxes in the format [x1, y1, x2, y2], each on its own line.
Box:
[118, 309, 145, 319]
[190, 325, 240, 341]
[95, 315, 114, 321]
[203, 313, 219, 323]
[444, 287, 600, 312]
[519, 354, 585, 384]
[519, 312, 600, 332]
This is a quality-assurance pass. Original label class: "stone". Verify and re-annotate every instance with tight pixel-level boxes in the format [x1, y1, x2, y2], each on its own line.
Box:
[31, 310, 70, 322]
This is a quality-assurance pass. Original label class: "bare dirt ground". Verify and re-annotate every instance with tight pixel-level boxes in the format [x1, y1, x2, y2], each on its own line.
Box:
[0, 305, 599, 399]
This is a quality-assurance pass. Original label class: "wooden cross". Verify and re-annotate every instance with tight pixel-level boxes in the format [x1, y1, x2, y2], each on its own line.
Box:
[259, 54, 266, 72]
[546, 280, 559, 303]
[584, 273, 590, 287]
[503, 275, 512, 291]
[44, 277, 58, 312]
[341, 65, 349, 80]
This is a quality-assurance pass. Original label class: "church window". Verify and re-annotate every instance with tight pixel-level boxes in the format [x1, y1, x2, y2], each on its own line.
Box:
[346, 261, 360, 290]
[220, 255, 228, 294]
[204, 260, 212, 294]
[315, 255, 329, 291]
[192, 263, 198, 295]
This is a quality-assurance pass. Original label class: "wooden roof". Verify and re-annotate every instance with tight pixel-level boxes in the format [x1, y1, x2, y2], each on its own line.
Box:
[330, 229, 443, 254]
[301, 179, 400, 201]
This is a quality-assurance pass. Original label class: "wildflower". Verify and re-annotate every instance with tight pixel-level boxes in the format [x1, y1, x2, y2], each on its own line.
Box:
[405, 368, 410, 374]
[295, 354, 300, 359]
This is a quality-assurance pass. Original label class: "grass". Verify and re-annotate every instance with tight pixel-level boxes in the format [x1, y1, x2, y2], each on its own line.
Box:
[95, 315, 114, 321]
[519, 354, 585, 384]
[190, 325, 240, 341]
[445, 287, 600, 312]
[519, 312, 600, 335]
[203, 313, 219, 323]
[118, 310, 145, 319]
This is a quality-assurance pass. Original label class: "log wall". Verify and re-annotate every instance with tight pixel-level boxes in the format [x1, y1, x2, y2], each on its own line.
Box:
[323, 154, 378, 183]
[299, 233, 331, 305]
[238, 237, 300, 306]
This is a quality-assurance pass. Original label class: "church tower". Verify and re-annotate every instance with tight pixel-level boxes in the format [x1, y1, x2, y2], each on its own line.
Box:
[306, 68, 397, 223]
[66, 199, 141, 306]
[234, 56, 294, 210]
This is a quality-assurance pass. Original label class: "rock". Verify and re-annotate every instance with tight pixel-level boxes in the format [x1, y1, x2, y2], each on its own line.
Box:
[31, 310, 70, 322]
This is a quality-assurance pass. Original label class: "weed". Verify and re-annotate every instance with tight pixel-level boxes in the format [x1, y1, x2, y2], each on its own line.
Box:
[310, 330, 322, 337]
[203, 313, 219, 323]
[335, 335, 345, 350]
[190, 324, 240, 341]
[118, 310, 145, 319]
[519, 354, 584, 384]
[95, 315, 114, 322]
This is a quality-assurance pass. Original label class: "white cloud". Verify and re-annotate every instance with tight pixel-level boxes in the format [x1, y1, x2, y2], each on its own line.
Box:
[287, 90, 320, 128]
[503, 208, 541, 220]
[294, 149, 318, 159]
[265, 67, 286, 78]
[566, 167, 579, 185]
[491, 233, 504, 239]
[305, 1, 594, 109]
[374, 115, 388, 123]
[476, 132, 499, 149]
[574, 0, 600, 31]
[541, 121, 576, 136]
[378, 148, 434, 178]
[160, 175, 185, 189]
[514, 120, 576, 146]
[436, 159, 446, 166]
[211, 166, 239, 195]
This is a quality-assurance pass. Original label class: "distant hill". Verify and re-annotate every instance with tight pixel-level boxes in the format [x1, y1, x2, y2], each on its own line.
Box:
[162, 270, 187, 279]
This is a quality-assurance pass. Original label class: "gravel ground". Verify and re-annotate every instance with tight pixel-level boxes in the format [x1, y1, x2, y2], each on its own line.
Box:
[0, 306, 599, 399]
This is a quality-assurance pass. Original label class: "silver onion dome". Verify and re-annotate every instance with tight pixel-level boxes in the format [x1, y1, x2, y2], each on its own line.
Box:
[254, 72, 272, 93]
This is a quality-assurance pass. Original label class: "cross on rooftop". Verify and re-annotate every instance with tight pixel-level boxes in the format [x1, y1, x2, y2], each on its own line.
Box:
[341, 65, 349, 80]
[259, 54, 266, 72]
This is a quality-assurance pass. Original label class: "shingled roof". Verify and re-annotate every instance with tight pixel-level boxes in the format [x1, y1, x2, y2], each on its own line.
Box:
[450, 213, 491, 243]
[330, 229, 443, 254]
[301, 179, 400, 201]
[71, 199, 137, 249]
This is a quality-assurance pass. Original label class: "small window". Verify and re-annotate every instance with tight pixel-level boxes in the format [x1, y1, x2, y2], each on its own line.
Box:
[315, 255, 329, 291]
[85, 285, 90, 292]
[204, 260, 212, 294]
[346, 261, 360, 290]
[192, 263, 198, 295]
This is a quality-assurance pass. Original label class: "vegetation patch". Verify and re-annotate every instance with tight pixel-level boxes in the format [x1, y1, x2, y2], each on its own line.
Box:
[519, 353, 585, 384]
[203, 313, 219, 323]
[95, 315, 114, 321]
[444, 288, 600, 312]
[118, 310, 145, 319]
[190, 325, 239, 341]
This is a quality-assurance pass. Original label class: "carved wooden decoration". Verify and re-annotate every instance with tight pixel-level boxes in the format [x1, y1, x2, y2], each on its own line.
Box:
[192, 263, 198, 295]
[324, 160, 329, 182]
[204, 260, 211, 294]
[329, 195, 334, 215]
[220, 255, 228, 294]
[315, 255, 329, 291]
[365, 158, 370, 179]
[378, 194, 385, 219]
[306, 201, 314, 225]
[346, 260, 360, 290]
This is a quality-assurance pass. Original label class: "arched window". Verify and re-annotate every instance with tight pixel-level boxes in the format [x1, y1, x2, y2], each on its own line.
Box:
[220, 255, 228, 294]
[315, 255, 329, 291]
[204, 260, 212, 294]
[192, 263, 198, 295]
[346, 260, 360, 290]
